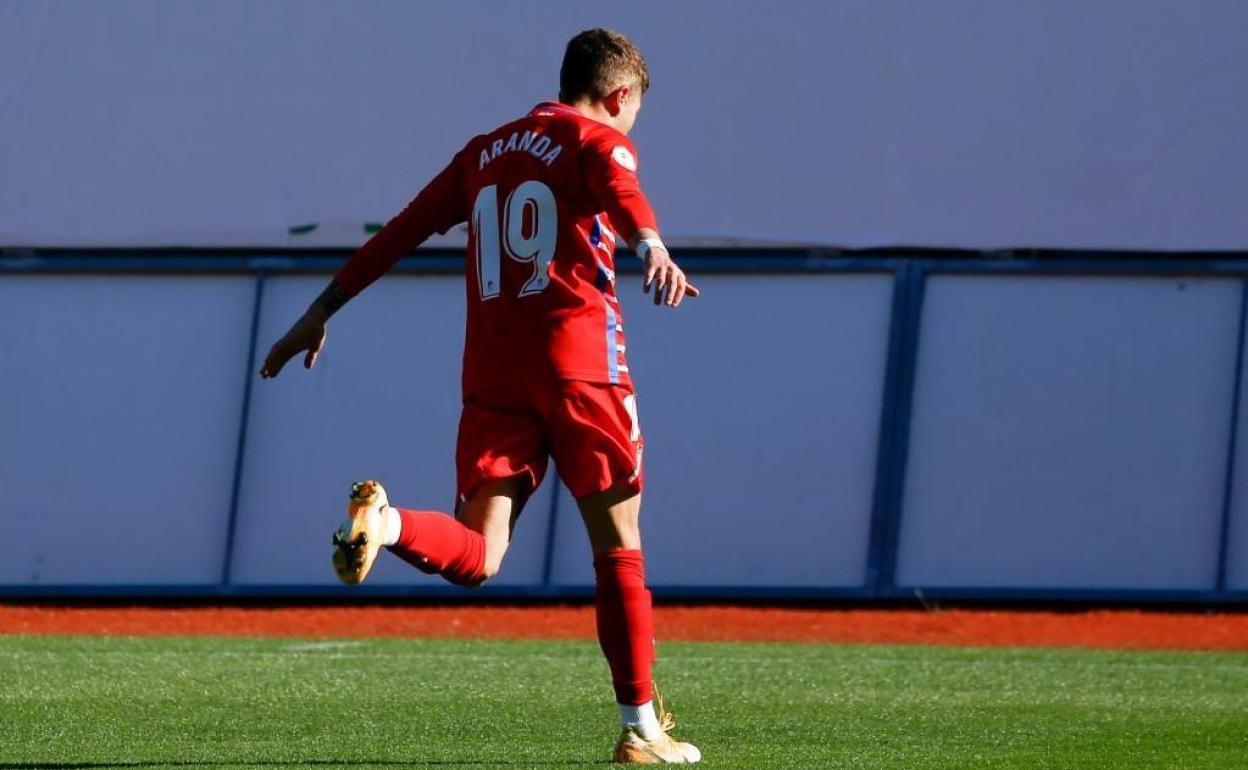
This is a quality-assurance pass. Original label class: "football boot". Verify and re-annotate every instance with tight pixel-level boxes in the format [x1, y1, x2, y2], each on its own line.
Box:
[611, 686, 701, 764]
[331, 479, 389, 585]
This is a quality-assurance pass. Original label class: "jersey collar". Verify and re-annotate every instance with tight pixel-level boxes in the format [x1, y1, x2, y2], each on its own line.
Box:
[530, 101, 584, 119]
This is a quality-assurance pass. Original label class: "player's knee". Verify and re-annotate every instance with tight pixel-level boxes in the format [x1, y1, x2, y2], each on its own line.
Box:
[479, 560, 502, 582]
[454, 562, 498, 589]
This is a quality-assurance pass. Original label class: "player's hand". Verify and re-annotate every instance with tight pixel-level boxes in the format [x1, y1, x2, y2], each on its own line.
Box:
[259, 310, 328, 379]
[643, 247, 700, 308]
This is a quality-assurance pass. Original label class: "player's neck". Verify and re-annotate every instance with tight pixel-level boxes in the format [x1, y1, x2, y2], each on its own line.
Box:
[564, 100, 622, 133]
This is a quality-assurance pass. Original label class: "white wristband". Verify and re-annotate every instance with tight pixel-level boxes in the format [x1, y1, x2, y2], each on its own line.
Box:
[635, 237, 666, 261]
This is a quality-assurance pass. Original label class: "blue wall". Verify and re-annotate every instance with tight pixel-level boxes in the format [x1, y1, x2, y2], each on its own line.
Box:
[5, 2, 1248, 251]
[2, 249, 1246, 602]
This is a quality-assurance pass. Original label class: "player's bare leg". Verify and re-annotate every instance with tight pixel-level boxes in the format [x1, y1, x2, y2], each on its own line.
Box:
[579, 484, 701, 764]
[452, 475, 529, 581]
[579, 484, 643, 552]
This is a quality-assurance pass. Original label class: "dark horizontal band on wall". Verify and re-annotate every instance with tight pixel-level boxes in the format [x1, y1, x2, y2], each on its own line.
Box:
[4, 247, 1248, 276]
[0, 583, 1244, 605]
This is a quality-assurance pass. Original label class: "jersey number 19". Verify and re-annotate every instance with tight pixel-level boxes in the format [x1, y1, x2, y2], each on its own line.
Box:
[472, 180, 557, 301]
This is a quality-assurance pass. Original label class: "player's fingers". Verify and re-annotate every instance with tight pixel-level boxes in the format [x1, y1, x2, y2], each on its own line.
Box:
[670, 269, 685, 305]
[643, 262, 657, 293]
[304, 347, 318, 370]
[260, 344, 287, 379]
[671, 273, 688, 307]
[685, 281, 701, 298]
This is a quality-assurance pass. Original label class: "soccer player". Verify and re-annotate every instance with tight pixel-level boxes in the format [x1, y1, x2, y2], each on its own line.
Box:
[259, 29, 701, 764]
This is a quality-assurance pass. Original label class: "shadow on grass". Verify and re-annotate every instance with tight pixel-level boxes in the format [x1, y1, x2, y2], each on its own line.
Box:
[0, 762, 607, 769]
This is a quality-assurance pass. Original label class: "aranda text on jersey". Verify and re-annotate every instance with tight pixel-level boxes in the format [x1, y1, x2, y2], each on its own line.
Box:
[479, 130, 563, 170]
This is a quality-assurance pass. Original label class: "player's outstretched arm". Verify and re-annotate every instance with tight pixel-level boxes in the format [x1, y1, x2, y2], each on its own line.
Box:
[258, 282, 346, 378]
[633, 228, 700, 308]
[258, 148, 468, 380]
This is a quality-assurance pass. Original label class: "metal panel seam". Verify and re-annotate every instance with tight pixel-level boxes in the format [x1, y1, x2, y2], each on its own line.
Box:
[541, 483, 563, 587]
[221, 271, 266, 586]
[865, 265, 910, 592]
[1216, 280, 1248, 590]
[875, 263, 928, 591]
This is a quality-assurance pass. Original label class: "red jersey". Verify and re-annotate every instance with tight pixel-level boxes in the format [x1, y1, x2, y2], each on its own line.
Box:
[334, 102, 659, 393]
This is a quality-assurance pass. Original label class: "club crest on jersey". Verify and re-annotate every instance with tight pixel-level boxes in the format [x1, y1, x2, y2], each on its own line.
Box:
[611, 146, 636, 172]
[479, 130, 563, 169]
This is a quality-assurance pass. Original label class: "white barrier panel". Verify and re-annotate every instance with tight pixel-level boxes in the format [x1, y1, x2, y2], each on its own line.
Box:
[0, 275, 255, 584]
[546, 274, 894, 588]
[3, 268, 1244, 596]
[897, 276, 1239, 590]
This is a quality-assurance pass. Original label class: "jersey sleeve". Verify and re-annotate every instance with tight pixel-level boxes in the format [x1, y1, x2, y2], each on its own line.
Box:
[580, 131, 658, 240]
[333, 148, 469, 296]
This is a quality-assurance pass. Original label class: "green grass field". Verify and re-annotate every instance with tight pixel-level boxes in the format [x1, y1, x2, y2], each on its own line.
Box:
[0, 635, 1244, 769]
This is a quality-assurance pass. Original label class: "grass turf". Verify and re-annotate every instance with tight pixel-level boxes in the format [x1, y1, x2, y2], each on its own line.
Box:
[0, 635, 1244, 769]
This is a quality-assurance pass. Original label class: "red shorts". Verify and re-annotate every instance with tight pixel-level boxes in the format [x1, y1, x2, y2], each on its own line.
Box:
[456, 378, 644, 503]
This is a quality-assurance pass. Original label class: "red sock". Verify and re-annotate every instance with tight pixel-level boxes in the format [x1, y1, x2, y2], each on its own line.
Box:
[594, 549, 655, 706]
[388, 508, 486, 587]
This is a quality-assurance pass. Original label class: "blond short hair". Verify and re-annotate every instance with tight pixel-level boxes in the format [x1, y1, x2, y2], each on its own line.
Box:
[559, 28, 650, 103]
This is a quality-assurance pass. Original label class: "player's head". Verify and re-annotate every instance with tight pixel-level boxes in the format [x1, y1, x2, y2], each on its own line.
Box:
[559, 28, 649, 135]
